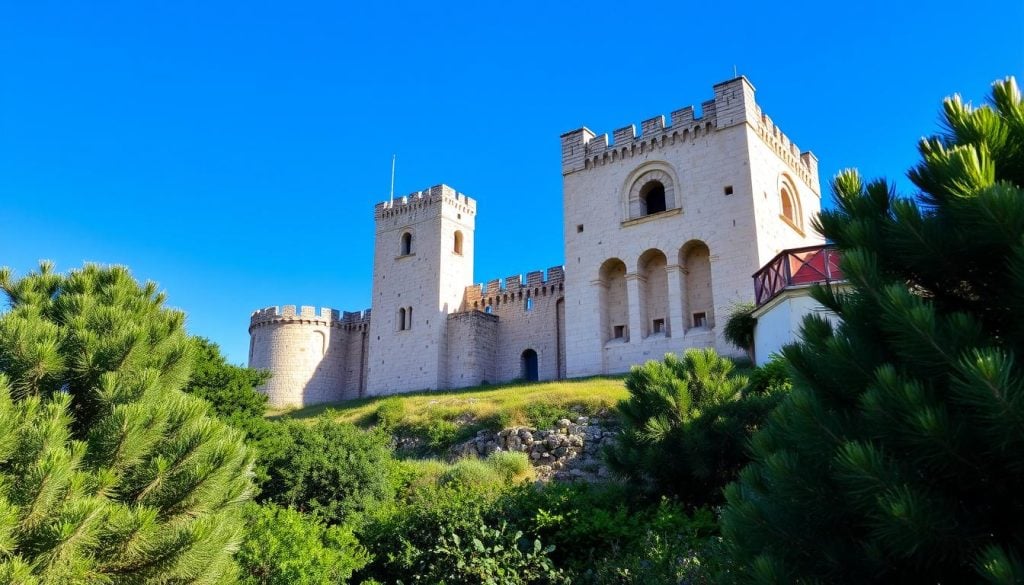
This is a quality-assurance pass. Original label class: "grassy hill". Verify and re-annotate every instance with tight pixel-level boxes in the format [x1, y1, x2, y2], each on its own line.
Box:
[272, 376, 628, 456]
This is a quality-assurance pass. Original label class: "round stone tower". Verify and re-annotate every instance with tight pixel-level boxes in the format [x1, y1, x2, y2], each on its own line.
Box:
[248, 304, 346, 408]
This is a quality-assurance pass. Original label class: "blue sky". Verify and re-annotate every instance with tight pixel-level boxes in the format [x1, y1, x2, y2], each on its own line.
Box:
[2, 0, 1022, 364]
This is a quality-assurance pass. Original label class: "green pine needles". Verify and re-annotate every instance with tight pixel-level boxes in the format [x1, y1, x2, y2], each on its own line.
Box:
[0, 263, 253, 583]
[605, 349, 784, 507]
[720, 78, 1024, 583]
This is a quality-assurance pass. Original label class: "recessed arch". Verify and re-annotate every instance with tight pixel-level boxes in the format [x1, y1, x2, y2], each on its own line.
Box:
[598, 258, 629, 343]
[622, 162, 681, 220]
[779, 174, 803, 231]
[453, 230, 464, 255]
[679, 241, 714, 330]
[638, 248, 669, 337]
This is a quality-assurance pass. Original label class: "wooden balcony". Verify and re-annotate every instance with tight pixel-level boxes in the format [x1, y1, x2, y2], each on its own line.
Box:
[753, 245, 844, 307]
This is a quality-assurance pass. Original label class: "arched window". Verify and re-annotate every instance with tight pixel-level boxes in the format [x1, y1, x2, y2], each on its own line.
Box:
[454, 230, 463, 255]
[780, 177, 802, 231]
[406, 306, 412, 329]
[525, 297, 534, 311]
[640, 181, 667, 215]
[484, 305, 493, 314]
[397, 308, 406, 331]
[400, 232, 413, 256]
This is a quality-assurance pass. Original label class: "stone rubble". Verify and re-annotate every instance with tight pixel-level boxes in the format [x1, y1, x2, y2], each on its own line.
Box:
[455, 414, 619, 482]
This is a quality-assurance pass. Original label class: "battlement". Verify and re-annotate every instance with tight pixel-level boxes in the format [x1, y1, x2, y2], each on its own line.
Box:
[462, 266, 565, 308]
[560, 77, 817, 187]
[751, 107, 820, 193]
[374, 184, 477, 220]
[249, 305, 371, 331]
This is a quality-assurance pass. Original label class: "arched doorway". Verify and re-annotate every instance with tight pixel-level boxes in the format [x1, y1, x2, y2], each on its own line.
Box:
[521, 349, 539, 382]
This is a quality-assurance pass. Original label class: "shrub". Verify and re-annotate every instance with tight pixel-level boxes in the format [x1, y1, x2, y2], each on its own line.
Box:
[374, 396, 405, 428]
[237, 502, 369, 584]
[259, 416, 398, 524]
[488, 450, 532, 482]
[723, 302, 757, 360]
[497, 482, 727, 584]
[721, 77, 1024, 582]
[358, 482, 565, 584]
[604, 348, 782, 505]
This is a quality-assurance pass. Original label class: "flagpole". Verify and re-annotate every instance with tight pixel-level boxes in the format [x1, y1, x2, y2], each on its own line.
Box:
[389, 154, 396, 204]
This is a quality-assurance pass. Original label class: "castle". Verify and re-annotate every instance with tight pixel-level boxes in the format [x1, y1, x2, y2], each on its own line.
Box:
[248, 77, 823, 408]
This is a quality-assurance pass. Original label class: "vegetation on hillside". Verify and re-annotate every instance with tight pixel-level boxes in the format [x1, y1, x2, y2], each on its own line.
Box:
[722, 77, 1024, 582]
[605, 349, 788, 506]
[0, 263, 252, 583]
[277, 376, 629, 456]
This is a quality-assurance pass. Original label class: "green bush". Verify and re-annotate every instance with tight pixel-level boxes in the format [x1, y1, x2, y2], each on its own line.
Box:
[521, 402, 572, 429]
[357, 482, 565, 584]
[721, 77, 1024, 582]
[237, 502, 369, 584]
[497, 482, 727, 584]
[604, 348, 783, 506]
[374, 396, 405, 428]
[488, 450, 531, 481]
[259, 416, 399, 525]
[723, 302, 756, 360]
[439, 457, 503, 490]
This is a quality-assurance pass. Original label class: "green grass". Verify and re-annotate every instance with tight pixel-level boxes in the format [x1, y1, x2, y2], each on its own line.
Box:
[270, 376, 628, 455]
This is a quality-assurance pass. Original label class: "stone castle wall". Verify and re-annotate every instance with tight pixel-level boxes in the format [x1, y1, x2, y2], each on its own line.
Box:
[248, 77, 824, 408]
[460, 266, 566, 384]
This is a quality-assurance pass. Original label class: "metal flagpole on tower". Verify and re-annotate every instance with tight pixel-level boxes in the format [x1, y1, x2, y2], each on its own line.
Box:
[390, 154, 396, 204]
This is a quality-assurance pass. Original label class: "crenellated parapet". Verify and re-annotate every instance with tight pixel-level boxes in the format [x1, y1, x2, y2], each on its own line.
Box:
[751, 108, 820, 193]
[249, 305, 348, 331]
[463, 266, 565, 310]
[374, 184, 477, 221]
[560, 76, 817, 189]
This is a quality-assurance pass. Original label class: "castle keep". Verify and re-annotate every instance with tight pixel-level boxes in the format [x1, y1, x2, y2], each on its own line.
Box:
[248, 77, 823, 408]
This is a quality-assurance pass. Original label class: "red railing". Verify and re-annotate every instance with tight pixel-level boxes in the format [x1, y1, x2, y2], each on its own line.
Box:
[753, 245, 844, 306]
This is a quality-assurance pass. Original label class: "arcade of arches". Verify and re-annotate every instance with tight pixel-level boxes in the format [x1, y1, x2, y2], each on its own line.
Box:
[597, 241, 714, 343]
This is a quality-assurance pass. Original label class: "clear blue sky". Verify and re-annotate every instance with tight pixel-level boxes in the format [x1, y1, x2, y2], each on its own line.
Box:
[2, 0, 1022, 364]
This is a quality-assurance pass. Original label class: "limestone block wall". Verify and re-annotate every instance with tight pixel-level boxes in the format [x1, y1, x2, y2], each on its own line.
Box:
[446, 310, 498, 388]
[462, 266, 566, 383]
[340, 310, 371, 400]
[559, 77, 821, 376]
[249, 305, 352, 408]
[366, 185, 477, 395]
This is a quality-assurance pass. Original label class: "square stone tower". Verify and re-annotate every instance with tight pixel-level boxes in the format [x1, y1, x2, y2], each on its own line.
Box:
[366, 184, 477, 395]
[559, 77, 822, 376]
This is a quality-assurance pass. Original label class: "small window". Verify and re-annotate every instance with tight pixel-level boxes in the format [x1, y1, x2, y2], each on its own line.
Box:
[453, 231, 464, 255]
[576, 224, 584, 233]
[652, 318, 665, 333]
[406, 307, 412, 329]
[613, 325, 626, 339]
[400, 232, 413, 256]
[640, 181, 666, 215]
[485, 305, 493, 314]
[525, 298, 534, 311]
[724, 185, 734, 195]
[398, 308, 406, 331]
[692, 312, 707, 328]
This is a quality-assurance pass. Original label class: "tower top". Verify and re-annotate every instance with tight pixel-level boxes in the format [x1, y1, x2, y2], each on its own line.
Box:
[374, 184, 477, 221]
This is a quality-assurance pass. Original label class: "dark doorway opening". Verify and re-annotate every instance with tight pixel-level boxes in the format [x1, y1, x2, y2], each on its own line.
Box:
[521, 349, 539, 382]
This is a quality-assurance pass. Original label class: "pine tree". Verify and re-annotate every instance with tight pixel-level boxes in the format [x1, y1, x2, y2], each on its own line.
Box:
[604, 349, 783, 506]
[720, 78, 1024, 583]
[0, 263, 253, 583]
